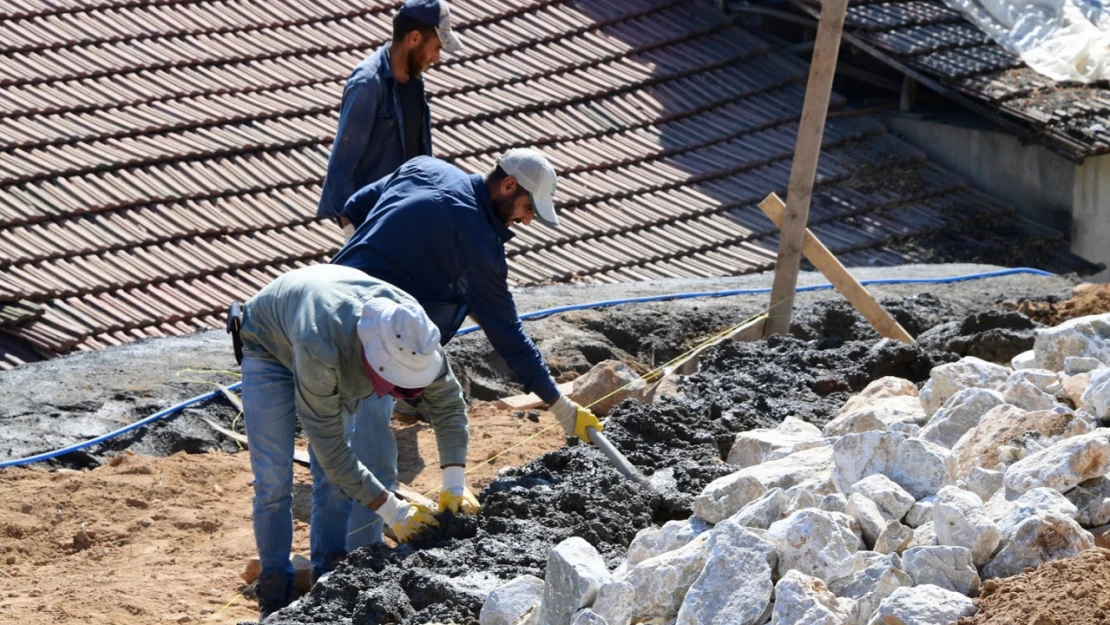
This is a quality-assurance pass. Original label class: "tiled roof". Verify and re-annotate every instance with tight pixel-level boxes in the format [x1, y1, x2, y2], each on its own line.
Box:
[0, 0, 1093, 370]
[787, 0, 1110, 159]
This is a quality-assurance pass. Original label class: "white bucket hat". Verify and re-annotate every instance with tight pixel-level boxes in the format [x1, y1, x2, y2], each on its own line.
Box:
[498, 147, 560, 227]
[357, 298, 443, 388]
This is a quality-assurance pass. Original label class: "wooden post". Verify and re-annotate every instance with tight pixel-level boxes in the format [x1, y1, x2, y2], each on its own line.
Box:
[900, 75, 918, 112]
[765, 0, 851, 337]
[760, 193, 914, 343]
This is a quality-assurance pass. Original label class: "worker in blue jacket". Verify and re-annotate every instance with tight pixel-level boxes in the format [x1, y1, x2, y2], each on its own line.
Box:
[331, 148, 603, 549]
[316, 0, 462, 236]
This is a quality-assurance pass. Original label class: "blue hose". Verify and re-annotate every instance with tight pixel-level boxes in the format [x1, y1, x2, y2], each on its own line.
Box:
[0, 267, 1056, 469]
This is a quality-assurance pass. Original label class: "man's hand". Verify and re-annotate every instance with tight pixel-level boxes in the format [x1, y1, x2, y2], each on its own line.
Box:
[550, 396, 602, 443]
[439, 466, 480, 515]
[373, 493, 438, 542]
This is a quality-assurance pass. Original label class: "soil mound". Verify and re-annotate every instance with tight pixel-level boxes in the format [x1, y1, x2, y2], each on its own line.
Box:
[918, 309, 1041, 364]
[958, 548, 1110, 625]
[1012, 283, 1110, 326]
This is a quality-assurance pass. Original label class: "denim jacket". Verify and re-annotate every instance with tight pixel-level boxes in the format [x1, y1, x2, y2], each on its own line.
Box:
[317, 45, 433, 220]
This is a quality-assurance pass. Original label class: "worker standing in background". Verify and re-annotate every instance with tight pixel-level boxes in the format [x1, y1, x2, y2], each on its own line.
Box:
[331, 148, 603, 551]
[317, 0, 462, 237]
[232, 264, 479, 621]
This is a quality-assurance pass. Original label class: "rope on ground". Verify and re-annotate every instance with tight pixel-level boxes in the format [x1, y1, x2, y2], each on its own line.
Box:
[176, 369, 246, 450]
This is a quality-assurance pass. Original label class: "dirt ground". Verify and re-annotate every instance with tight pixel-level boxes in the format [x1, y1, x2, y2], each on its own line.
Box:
[1008, 282, 1110, 325]
[0, 401, 566, 625]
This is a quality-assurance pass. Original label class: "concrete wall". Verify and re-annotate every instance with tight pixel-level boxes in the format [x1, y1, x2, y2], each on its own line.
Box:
[1072, 153, 1110, 281]
[881, 114, 1076, 233]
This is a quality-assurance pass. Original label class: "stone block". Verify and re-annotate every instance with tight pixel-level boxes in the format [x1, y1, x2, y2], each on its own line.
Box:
[482, 576, 546, 625]
[1033, 312, 1110, 371]
[900, 545, 980, 596]
[865, 584, 977, 624]
[850, 474, 915, 522]
[932, 486, 1000, 566]
[770, 570, 857, 625]
[919, 388, 1005, 449]
[982, 512, 1094, 580]
[1003, 428, 1110, 494]
[540, 537, 611, 625]
[727, 416, 822, 468]
[767, 509, 861, 584]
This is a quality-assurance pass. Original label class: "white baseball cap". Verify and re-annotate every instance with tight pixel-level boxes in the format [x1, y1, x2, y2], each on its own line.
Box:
[498, 148, 560, 227]
[357, 298, 443, 388]
[400, 0, 463, 55]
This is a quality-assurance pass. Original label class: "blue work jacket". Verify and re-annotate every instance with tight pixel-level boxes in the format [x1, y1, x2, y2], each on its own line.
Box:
[330, 156, 561, 404]
[317, 45, 433, 220]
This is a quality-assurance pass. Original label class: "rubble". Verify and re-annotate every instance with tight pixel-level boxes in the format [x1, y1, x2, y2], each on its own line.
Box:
[838, 377, 919, 415]
[691, 474, 766, 525]
[729, 488, 787, 530]
[766, 509, 861, 584]
[932, 486, 1000, 566]
[626, 519, 709, 566]
[999, 377, 1060, 412]
[992, 487, 1079, 539]
[622, 534, 708, 619]
[822, 395, 926, 437]
[920, 357, 1011, 417]
[1003, 429, 1110, 494]
[1064, 356, 1104, 375]
[674, 544, 772, 625]
[695, 445, 836, 522]
[904, 498, 934, 528]
[867, 584, 978, 624]
[829, 554, 911, 624]
[569, 361, 646, 417]
[950, 405, 1091, 475]
[592, 582, 634, 625]
[900, 546, 980, 596]
[727, 416, 822, 468]
[1032, 312, 1110, 371]
[982, 512, 1094, 579]
[770, 570, 857, 625]
[1082, 368, 1110, 418]
[848, 493, 888, 548]
[959, 467, 1003, 502]
[850, 474, 916, 522]
[918, 388, 1005, 449]
[539, 538, 611, 625]
[1065, 476, 1110, 527]
[481, 576, 546, 625]
[873, 520, 913, 555]
[832, 431, 956, 500]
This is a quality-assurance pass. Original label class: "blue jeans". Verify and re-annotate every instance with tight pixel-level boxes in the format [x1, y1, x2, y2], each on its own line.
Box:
[241, 357, 397, 579]
[345, 393, 397, 549]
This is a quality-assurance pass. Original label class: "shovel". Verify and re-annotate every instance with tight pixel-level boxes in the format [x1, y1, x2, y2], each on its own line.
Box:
[586, 426, 650, 487]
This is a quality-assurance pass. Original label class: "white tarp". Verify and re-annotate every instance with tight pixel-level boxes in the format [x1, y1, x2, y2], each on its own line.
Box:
[940, 0, 1110, 83]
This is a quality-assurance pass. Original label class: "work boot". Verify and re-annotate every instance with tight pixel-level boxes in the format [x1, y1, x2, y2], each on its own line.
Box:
[257, 570, 296, 623]
[310, 551, 346, 587]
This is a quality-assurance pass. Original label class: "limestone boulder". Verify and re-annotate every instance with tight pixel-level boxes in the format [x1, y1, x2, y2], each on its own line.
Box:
[909, 521, 937, 549]
[991, 487, 1079, 539]
[695, 446, 836, 523]
[847, 493, 887, 549]
[729, 488, 787, 530]
[932, 486, 1000, 566]
[833, 431, 956, 500]
[820, 493, 850, 516]
[570, 360, 646, 417]
[904, 498, 934, 528]
[783, 485, 820, 517]
[900, 546, 980, 596]
[770, 570, 857, 625]
[728, 416, 822, 468]
[481, 576, 546, 625]
[960, 467, 1003, 503]
[1082, 368, 1110, 419]
[767, 509, 861, 584]
[1065, 356, 1105, 375]
[951, 405, 1092, 476]
[839, 377, 919, 415]
[919, 388, 1006, 449]
[674, 543, 772, 625]
[621, 534, 709, 620]
[1033, 312, 1110, 371]
[823, 396, 926, 438]
[540, 538, 611, 625]
[850, 474, 916, 522]
[570, 610, 606, 625]
[1000, 377, 1062, 412]
[592, 582, 634, 625]
[1007, 368, 1060, 393]
[889, 422, 922, 437]
[982, 512, 1095, 579]
[874, 521, 913, 555]
[1066, 477, 1110, 527]
[763, 437, 838, 463]
[1011, 350, 1035, 370]
[1003, 428, 1110, 495]
[626, 519, 710, 566]
[708, 519, 779, 572]
[830, 554, 911, 624]
[922, 357, 1011, 417]
[866, 584, 978, 625]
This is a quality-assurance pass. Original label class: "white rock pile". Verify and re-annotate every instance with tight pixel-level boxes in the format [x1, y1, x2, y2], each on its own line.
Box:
[480, 313, 1110, 625]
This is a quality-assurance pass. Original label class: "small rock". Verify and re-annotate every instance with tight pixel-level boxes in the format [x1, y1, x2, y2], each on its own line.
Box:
[730, 488, 787, 530]
[847, 494, 887, 549]
[782, 485, 820, 516]
[922, 356, 1011, 417]
[176, 616, 192, 624]
[833, 431, 956, 500]
[960, 467, 1003, 502]
[19, 503, 31, 514]
[140, 518, 154, 528]
[992, 487, 1079, 539]
[241, 558, 261, 585]
[840, 377, 919, 415]
[481, 575, 545, 625]
[873, 521, 913, 555]
[570, 361, 646, 416]
[919, 388, 1005, 449]
[1004, 428, 1110, 494]
[570, 609, 607, 625]
[867, 584, 977, 624]
[626, 519, 710, 566]
[592, 582, 634, 625]
[830, 554, 911, 624]
[727, 416, 822, 468]
[622, 534, 708, 619]
[674, 543, 772, 625]
[1065, 356, 1105, 375]
[909, 521, 937, 549]
[539, 537, 611, 625]
[1007, 368, 1059, 393]
[1082, 368, 1110, 419]
[982, 512, 1094, 579]
[820, 493, 850, 515]
[1001, 377, 1061, 412]
[694, 446, 835, 523]
[951, 405, 1092, 475]
[707, 519, 779, 572]
[1065, 477, 1110, 527]
[850, 474, 915, 522]
[904, 498, 934, 528]
[770, 570, 857, 625]
[932, 486, 1000, 566]
[823, 396, 926, 438]
[767, 509, 861, 584]
[1033, 313, 1110, 371]
[1011, 350, 1035, 369]
[900, 545, 980, 595]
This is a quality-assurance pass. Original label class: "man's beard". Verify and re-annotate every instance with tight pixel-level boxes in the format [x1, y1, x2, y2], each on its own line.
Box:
[406, 46, 427, 79]
[492, 192, 518, 225]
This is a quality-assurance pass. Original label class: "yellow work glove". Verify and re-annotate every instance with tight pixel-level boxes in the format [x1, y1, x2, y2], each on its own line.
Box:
[374, 493, 438, 542]
[550, 395, 603, 443]
[439, 465, 481, 515]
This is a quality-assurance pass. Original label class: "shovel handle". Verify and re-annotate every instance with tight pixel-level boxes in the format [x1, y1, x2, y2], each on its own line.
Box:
[586, 426, 649, 485]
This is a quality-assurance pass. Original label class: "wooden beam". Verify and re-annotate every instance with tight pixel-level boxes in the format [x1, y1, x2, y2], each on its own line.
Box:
[759, 193, 914, 343]
[496, 381, 575, 411]
[765, 0, 851, 337]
